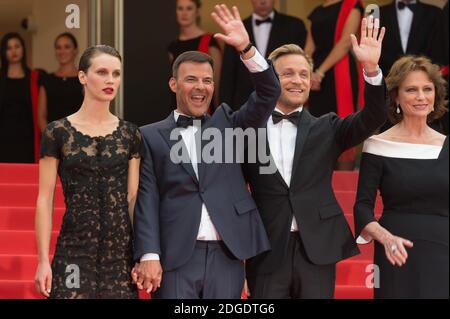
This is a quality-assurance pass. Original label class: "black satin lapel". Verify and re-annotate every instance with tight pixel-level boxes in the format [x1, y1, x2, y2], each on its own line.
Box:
[266, 11, 280, 58]
[406, 3, 424, 53]
[263, 124, 289, 189]
[390, 3, 404, 54]
[291, 111, 313, 179]
[244, 18, 256, 46]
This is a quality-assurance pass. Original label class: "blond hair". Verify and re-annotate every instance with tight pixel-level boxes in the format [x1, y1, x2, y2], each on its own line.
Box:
[268, 44, 314, 74]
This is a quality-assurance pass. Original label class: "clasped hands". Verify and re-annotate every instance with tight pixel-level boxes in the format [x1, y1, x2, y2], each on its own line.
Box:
[131, 260, 163, 294]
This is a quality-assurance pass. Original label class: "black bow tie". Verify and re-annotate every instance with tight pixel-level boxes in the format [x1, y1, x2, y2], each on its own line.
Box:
[176, 114, 207, 128]
[272, 111, 300, 126]
[397, 1, 416, 10]
[255, 17, 272, 26]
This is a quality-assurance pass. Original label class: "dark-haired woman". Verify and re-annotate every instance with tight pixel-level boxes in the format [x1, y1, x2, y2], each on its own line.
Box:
[0, 32, 43, 163]
[168, 0, 222, 107]
[38, 33, 83, 131]
[354, 56, 449, 298]
[34, 45, 141, 299]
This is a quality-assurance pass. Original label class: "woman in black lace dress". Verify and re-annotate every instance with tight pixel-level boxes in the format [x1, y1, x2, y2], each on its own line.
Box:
[34, 45, 141, 299]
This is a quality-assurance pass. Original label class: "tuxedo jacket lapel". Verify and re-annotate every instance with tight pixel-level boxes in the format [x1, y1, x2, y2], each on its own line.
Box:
[406, 2, 425, 53]
[263, 126, 289, 189]
[389, 3, 404, 54]
[244, 18, 256, 47]
[266, 11, 280, 58]
[291, 110, 313, 180]
[159, 113, 199, 185]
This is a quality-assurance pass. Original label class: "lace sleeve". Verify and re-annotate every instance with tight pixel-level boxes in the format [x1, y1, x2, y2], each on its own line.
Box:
[129, 125, 142, 160]
[40, 122, 61, 159]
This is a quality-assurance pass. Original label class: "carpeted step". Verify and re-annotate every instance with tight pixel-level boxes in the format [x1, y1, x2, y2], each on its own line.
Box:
[0, 207, 65, 231]
[0, 184, 65, 208]
[0, 280, 373, 299]
[0, 231, 58, 255]
[335, 285, 373, 299]
[0, 164, 40, 185]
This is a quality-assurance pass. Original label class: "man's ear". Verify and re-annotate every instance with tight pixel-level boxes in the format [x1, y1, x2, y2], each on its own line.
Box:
[169, 77, 177, 94]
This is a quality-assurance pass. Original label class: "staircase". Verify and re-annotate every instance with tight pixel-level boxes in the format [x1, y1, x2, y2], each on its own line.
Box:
[0, 163, 382, 299]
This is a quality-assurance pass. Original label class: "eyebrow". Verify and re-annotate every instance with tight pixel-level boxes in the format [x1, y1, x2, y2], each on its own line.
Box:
[184, 75, 213, 80]
[94, 67, 121, 72]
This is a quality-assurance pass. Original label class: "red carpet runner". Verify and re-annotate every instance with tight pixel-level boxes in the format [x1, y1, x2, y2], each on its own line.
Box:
[0, 163, 382, 299]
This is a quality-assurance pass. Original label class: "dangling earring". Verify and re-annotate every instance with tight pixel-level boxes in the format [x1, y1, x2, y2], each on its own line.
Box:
[396, 105, 401, 114]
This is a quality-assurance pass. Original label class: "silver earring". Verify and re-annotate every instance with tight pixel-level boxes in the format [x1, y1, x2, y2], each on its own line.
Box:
[396, 105, 401, 114]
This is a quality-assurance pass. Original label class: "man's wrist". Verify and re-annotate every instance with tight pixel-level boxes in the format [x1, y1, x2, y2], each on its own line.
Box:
[363, 65, 381, 77]
[238, 42, 253, 55]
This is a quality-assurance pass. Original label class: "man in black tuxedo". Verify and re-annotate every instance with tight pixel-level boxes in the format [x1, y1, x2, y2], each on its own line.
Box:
[131, 5, 280, 299]
[243, 17, 388, 299]
[379, 0, 447, 75]
[220, 0, 306, 110]
[379, 0, 447, 133]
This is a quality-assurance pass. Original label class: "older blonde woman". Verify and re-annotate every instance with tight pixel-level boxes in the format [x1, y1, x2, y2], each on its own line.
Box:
[354, 56, 448, 299]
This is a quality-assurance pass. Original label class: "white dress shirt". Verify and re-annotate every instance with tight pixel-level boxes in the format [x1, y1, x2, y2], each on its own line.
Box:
[396, 0, 417, 53]
[252, 11, 275, 58]
[141, 49, 269, 262]
[266, 71, 383, 234]
[267, 106, 303, 232]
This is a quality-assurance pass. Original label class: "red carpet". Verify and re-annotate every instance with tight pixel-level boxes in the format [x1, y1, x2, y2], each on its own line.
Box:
[0, 164, 382, 299]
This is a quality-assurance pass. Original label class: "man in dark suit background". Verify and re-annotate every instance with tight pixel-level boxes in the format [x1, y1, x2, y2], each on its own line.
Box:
[220, 0, 306, 110]
[243, 17, 388, 299]
[132, 5, 280, 299]
[379, 0, 447, 133]
[379, 0, 446, 75]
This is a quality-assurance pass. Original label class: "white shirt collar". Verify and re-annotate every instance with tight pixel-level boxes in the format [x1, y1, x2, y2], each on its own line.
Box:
[274, 106, 303, 115]
[173, 110, 183, 121]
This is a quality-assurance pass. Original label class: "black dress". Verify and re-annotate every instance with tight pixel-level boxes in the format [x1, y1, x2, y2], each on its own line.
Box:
[168, 34, 220, 64]
[0, 77, 35, 163]
[307, 1, 363, 117]
[42, 74, 83, 123]
[354, 136, 449, 299]
[40, 118, 141, 299]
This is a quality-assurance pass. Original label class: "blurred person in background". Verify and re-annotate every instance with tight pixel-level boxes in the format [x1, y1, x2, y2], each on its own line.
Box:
[168, 0, 222, 108]
[220, 0, 306, 110]
[0, 32, 43, 163]
[38, 32, 83, 132]
[305, 0, 365, 170]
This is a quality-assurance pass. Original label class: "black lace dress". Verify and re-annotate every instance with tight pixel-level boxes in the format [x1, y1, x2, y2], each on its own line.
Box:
[40, 117, 141, 299]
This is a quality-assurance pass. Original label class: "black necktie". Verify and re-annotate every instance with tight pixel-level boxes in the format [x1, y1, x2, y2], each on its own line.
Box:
[272, 111, 300, 126]
[255, 17, 272, 26]
[397, 1, 416, 11]
[176, 114, 207, 129]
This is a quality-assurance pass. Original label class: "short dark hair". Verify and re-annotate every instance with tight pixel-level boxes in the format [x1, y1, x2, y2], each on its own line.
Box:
[386, 55, 448, 124]
[172, 51, 214, 78]
[78, 45, 122, 73]
[55, 32, 78, 49]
